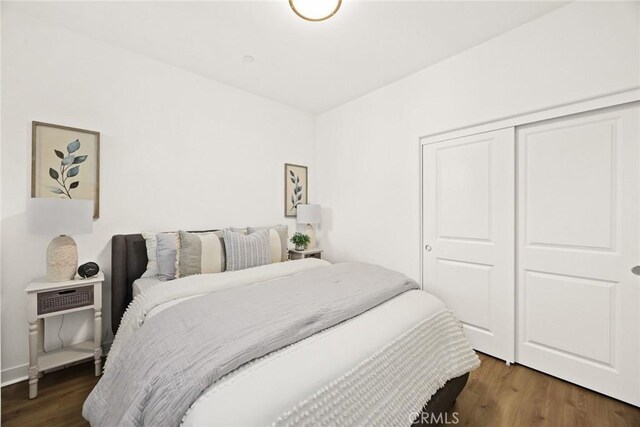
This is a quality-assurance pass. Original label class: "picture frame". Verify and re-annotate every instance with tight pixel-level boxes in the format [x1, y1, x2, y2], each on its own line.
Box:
[32, 121, 100, 218]
[284, 163, 308, 217]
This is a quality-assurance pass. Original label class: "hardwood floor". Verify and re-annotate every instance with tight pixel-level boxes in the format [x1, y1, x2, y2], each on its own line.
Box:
[453, 354, 640, 427]
[2, 353, 639, 426]
[2, 362, 99, 427]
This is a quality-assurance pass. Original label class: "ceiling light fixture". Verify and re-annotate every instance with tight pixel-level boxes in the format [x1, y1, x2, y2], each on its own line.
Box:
[289, 0, 342, 22]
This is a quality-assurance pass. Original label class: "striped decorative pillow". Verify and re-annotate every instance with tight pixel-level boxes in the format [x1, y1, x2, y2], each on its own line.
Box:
[177, 230, 226, 277]
[247, 225, 288, 263]
[222, 229, 270, 272]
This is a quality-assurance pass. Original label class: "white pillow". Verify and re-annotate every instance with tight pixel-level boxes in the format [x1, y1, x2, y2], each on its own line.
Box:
[141, 232, 158, 278]
[141, 231, 179, 279]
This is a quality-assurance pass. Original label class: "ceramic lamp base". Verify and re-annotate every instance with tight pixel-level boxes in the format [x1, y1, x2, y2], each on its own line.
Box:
[304, 223, 316, 249]
[46, 235, 78, 282]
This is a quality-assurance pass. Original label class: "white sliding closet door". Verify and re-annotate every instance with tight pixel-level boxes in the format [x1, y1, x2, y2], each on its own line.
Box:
[517, 103, 640, 406]
[423, 128, 515, 362]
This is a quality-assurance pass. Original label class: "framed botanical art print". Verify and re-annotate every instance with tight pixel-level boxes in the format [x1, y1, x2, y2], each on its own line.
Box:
[284, 163, 308, 217]
[32, 121, 100, 218]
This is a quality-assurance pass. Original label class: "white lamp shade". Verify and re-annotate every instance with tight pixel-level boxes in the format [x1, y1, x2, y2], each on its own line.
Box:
[297, 204, 321, 224]
[27, 198, 93, 236]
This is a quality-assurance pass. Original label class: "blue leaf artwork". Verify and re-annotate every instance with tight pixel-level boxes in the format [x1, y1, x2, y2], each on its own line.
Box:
[62, 156, 75, 166]
[48, 139, 88, 198]
[67, 139, 80, 153]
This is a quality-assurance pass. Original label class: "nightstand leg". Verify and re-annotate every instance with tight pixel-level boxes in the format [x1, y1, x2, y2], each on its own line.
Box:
[94, 309, 102, 376]
[37, 318, 44, 353]
[28, 321, 39, 399]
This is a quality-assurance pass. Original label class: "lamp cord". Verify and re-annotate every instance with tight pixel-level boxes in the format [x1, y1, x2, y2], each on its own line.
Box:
[58, 315, 65, 349]
[45, 314, 109, 352]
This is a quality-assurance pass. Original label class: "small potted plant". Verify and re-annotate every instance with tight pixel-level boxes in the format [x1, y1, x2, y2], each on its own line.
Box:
[290, 232, 311, 251]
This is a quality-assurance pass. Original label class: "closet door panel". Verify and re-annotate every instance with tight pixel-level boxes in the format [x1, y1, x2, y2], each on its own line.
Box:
[524, 120, 616, 249]
[517, 103, 639, 406]
[423, 128, 515, 362]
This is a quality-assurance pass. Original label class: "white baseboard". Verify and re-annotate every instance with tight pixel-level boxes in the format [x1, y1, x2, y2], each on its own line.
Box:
[1, 340, 112, 388]
[1, 364, 28, 387]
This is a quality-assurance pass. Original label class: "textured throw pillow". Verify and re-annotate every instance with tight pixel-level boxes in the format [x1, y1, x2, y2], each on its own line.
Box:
[156, 232, 179, 280]
[177, 231, 225, 277]
[247, 225, 288, 263]
[222, 229, 270, 272]
[229, 227, 248, 235]
[141, 232, 158, 278]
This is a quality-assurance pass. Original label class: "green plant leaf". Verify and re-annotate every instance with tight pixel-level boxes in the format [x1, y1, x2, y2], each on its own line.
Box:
[69, 181, 79, 189]
[296, 176, 299, 183]
[67, 166, 80, 177]
[290, 177, 295, 184]
[62, 155, 75, 165]
[297, 193, 302, 201]
[289, 170, 295, 177]
[73, 155, 88, 164]
[67, 139, 80, 153]
[54, 150, 64, 159]
[49, 168, 59, 180]
[290, 232, 310, 245]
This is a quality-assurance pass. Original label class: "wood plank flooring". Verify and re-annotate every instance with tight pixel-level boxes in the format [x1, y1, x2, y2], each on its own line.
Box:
[452, 354, 640, 427]
[2, 353, 639, 426]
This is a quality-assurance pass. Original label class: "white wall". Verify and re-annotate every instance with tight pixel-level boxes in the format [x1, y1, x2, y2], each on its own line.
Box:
[0, 1, 3, 383]
[3, 0, 639, 387]
[1, 8, 316, 384]
[315, 2, 640, 279]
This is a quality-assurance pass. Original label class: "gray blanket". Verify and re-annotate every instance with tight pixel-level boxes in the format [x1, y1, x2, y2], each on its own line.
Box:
[83, 262, 419, 426]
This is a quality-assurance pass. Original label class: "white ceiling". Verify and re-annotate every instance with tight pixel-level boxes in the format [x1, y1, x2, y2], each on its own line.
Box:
[7, 1, 568, 113]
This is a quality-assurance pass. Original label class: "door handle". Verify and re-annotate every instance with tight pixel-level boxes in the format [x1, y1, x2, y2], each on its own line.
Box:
[632, 266, 640, 276]
[425, 245, 432, 252]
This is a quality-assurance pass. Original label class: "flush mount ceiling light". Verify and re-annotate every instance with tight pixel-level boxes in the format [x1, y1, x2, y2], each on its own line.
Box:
[289, 0, 342, 22]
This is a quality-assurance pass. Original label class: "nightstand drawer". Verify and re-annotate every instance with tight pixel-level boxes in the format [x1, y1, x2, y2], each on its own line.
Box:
[37, 285, 94, 315]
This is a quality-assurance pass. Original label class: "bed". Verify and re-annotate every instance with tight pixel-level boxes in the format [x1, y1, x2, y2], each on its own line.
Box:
[87, 233, 479, 426]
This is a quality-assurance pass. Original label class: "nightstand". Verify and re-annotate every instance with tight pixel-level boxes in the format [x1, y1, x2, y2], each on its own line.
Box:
[289, 248, 323, 260]
[25, 272, 104, 399]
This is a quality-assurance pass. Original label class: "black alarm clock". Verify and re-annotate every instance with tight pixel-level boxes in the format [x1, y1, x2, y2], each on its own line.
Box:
[78, 262, 100, 278]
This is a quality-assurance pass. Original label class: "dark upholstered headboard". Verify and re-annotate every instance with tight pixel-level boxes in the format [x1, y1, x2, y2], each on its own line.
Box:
[111, 234, 147, 334]
[111, 230, 218, 333]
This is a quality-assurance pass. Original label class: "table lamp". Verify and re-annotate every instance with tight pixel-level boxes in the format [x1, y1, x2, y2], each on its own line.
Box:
[296, 204, 321, 249]
[27, 198, 93, 282]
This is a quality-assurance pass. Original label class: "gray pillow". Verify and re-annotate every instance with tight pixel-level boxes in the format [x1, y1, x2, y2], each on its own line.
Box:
[222, 229, 270, 271]
[156, 232, 178, 280]
[247, 225, 288, 262]
[177, 230, 225, 277]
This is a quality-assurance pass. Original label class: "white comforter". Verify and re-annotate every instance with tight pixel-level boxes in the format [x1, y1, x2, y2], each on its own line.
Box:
[109, 259, 479, 426]
[182, 290, 469, 427]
